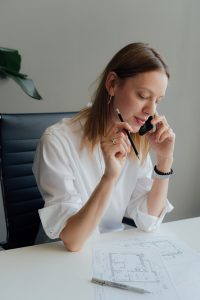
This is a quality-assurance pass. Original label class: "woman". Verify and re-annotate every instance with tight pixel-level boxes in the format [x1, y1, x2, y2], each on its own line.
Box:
[33, 43, 175, 252]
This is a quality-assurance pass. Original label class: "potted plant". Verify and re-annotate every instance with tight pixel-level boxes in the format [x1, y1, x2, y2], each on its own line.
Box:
[0, 47, 42, 100]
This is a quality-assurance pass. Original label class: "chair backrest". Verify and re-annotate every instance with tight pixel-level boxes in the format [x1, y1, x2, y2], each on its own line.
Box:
[0, 183, 7, 245]
[0, 112, 76, 249]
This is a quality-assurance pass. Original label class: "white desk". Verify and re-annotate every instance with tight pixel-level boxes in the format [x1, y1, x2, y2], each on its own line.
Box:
[0, 217, 199, 300]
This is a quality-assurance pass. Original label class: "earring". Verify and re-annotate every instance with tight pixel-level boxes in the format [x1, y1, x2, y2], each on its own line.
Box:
[108, 95, 113, 105]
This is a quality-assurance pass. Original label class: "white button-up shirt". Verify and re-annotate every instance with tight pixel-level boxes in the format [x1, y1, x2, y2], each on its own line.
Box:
[32, 118, 173, 239]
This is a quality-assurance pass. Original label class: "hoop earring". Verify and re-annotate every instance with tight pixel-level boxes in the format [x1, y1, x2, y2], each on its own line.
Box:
[108, 95, 113, 105]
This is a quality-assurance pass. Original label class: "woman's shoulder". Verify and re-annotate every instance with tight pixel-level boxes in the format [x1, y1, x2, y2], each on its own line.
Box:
[43, 117, 83, 139]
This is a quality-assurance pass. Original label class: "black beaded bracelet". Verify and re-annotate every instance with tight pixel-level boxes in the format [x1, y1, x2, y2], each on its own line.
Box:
[154, 165, 173, 175]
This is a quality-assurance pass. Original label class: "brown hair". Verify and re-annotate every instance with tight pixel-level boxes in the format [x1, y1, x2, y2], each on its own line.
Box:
[72, 42, 170, 162]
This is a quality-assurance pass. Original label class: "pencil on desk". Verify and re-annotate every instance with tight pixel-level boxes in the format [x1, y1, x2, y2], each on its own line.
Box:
[91, 277, 151, 294]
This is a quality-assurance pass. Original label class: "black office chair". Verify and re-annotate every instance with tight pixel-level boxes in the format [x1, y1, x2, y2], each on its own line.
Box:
[0, 112, 135, 250]
[0, 112, 76, 249]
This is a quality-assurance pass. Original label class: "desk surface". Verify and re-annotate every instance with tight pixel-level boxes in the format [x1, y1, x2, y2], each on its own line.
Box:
[0, 217, 200, 300]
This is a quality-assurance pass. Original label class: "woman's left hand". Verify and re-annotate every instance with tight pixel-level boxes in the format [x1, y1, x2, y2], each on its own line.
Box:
[146, 113, 175, 160]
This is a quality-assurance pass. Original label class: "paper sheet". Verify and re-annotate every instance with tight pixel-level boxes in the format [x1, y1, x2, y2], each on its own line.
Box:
[92, 235, 200, 300]
[93, 239, 179, 300]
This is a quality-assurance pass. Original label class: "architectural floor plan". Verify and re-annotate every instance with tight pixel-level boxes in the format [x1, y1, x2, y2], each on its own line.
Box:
[93, 235, 200, 300]
[93, 242, 179, 300]
[109, 252, 160, 283]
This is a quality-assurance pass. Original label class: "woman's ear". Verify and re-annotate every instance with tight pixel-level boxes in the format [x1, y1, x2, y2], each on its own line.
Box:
[105, 71, 118, 95]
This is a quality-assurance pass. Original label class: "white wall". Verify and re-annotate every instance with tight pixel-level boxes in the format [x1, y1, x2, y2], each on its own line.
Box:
[0, 0, 200, 221]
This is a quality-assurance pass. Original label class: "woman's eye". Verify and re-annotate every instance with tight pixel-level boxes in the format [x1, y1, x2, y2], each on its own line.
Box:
[138, 93, 148, 99]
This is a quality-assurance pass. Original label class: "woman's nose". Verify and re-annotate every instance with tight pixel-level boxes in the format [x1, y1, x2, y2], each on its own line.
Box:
[144, 101, 156, 116]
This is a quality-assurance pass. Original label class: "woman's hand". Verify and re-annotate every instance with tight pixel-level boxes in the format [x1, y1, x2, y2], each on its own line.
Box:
[146, 113, 175, 161]
[101, 122, 133, 180]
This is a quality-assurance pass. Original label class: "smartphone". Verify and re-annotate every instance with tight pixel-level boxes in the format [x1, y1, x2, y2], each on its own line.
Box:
[139, 116, 154, 136]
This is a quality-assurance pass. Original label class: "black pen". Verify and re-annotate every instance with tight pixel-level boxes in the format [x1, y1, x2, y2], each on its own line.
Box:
[116, 108, 140, 160]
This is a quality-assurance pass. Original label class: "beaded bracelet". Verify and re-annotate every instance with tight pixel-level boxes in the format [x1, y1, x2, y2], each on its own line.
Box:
[153, 165, 174, 179]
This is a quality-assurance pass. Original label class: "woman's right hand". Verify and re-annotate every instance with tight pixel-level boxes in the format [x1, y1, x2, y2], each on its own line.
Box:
[100, 122, 133, 181]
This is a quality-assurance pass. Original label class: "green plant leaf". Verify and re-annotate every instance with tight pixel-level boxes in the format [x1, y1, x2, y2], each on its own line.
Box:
[9, 74, 42, 100]
[0, 47, 21, 72]
[0, 47, 42, 100]
[0, 67, 27, 79]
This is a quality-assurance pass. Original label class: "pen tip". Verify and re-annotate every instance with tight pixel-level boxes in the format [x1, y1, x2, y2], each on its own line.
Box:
[116, 108, 120, 114]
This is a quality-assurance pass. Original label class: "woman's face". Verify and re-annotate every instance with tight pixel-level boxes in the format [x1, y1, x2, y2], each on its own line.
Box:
[112, 70, 168, 133]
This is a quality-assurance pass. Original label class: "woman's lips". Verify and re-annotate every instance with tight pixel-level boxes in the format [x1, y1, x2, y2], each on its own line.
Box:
[134, 117, 146, 126]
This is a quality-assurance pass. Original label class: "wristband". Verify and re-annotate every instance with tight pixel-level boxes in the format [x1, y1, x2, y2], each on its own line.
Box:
[153, 165, 173, 179]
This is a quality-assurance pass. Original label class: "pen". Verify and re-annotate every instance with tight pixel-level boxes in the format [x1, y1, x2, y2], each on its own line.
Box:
[91, 277, 151, 294]
[116, 108, 140, 159]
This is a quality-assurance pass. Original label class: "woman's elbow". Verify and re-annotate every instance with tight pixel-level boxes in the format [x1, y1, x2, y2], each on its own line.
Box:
[60, 232, 83, 252]
[59, 217, 87, 252]
[63, 241, 82, 252]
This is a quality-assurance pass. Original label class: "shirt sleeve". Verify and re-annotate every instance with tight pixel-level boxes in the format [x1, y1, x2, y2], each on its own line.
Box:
[125, 154, 174, 232]
[32, 133, 83, 239]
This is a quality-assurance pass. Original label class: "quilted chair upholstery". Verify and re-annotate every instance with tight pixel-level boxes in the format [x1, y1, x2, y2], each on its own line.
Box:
[0, 112, 76, 249]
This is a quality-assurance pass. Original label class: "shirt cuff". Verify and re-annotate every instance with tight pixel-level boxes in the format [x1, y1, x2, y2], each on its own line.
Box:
[38, 201, 81, 239]
[133, 199, 174, 232]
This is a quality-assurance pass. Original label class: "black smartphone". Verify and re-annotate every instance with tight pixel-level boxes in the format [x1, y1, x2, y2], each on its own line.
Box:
[139, 116, 154, 136]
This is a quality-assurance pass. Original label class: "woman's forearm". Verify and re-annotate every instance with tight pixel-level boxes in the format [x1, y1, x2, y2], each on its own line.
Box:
[59, 175, 115, 252]
[147, 157, 173, 217]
